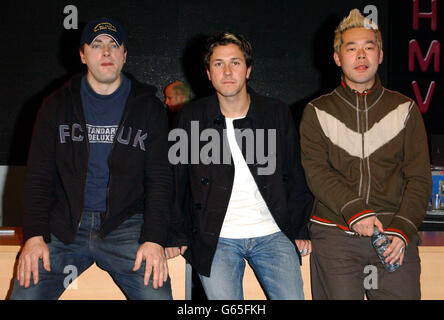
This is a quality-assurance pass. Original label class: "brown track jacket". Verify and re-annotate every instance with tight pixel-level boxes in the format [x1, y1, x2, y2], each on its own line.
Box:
[300, 77, 432, 246]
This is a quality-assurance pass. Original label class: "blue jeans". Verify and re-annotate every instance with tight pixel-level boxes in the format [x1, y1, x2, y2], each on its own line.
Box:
[10, 212, 172, 300]
[198, 231, 304, 300]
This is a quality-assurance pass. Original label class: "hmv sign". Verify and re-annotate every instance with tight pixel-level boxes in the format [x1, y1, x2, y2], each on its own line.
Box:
[408, 0, 439, 114]
[388, 0, 443, 138]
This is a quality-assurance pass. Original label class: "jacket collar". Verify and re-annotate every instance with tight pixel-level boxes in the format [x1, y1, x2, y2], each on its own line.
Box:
[204, 86, 265, 129]
[335, 73, 384, 108]
[67, 72, 87, 124]
[68, 72, 156, 100]
[67, 72, 157, 123]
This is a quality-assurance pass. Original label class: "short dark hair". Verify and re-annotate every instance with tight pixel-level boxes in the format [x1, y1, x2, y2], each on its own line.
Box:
[203, 31, 253, 69]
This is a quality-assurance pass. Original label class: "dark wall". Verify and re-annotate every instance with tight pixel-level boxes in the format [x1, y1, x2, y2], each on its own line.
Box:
[1, 0, 390, 166]
[387, 0, 443, 166]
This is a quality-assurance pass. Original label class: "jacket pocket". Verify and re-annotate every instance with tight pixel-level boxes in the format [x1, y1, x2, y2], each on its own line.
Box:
[189, 172, 211, 233]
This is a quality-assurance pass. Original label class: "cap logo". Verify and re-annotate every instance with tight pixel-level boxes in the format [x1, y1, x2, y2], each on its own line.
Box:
[93, 22, 117, 33]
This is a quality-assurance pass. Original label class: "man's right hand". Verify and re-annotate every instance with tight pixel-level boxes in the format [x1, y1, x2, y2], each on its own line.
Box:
[165, 246, 188, 259]
[17, 236, 50, 288]
[352, 215, 383, 236]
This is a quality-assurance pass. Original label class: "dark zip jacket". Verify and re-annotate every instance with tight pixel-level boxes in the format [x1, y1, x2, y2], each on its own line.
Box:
[169, 88, 313, 277]
[22, 73, 172, 247]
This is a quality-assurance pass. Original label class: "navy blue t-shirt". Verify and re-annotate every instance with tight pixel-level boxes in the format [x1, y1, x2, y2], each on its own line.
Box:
[80, 74, 131, 212]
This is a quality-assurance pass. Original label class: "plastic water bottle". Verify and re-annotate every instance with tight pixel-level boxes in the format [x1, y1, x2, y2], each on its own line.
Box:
[371, 227, 400, 272]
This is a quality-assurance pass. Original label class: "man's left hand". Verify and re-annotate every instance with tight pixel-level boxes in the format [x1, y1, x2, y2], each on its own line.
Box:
[382, 236, 406, 266]
[295, 240, 312, 256]
[133, 241, 168, 289]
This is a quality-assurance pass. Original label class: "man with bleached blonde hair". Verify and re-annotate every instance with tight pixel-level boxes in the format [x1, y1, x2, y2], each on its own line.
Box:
[333, 8, 382, 54]
[300, 9, 431, 299]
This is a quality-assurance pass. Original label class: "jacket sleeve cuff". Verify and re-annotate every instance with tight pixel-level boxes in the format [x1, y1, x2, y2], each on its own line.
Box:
[340, 198, 376, 230]
[294, 224, 310, 240]
[385, 217, 417, 247]
[165, 220, 191, 248]
[23, 226, 50, 244]
[139, 224, 168, 248]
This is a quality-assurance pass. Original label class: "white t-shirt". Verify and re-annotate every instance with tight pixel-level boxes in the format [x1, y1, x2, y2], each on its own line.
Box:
[219, 117, 280, 239]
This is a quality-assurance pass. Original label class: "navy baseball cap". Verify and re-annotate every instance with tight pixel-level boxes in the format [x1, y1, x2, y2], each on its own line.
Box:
[80, 17, 126, 47]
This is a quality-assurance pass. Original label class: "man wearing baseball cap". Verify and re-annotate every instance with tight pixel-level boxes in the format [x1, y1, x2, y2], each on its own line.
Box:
[10, 18, 173, 300]
[80, 17, 127, 48]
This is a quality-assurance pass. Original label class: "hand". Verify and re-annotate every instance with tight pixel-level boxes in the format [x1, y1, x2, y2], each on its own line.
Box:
[17, 236, 50, 288]
[133, 242, 168, 289]
[382, 236, 405, 266]
[352, 215, 383, 236]
[165, 246, 187, 259]
[295, 240, 312, 256]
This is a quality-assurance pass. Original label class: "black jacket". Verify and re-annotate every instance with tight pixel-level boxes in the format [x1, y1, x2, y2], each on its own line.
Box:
[169, 88, 313, 276]
[22, 73, 172, 247]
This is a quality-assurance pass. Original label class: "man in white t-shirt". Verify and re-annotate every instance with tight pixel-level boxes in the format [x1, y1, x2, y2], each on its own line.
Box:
[167, 31, 313, 300]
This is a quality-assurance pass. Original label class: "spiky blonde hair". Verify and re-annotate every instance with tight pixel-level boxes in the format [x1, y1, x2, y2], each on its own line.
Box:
[333, 9, 382, 54]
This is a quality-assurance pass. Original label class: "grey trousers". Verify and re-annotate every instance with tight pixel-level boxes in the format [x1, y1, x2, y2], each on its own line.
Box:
[309, 223, 421, 300]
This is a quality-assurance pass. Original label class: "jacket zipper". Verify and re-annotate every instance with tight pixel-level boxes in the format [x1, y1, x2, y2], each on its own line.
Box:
[359, 94, 369, 202]
[356, 95, 363, 197]
[73, 99, 90, 231]
[364, 94, 371, 204]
